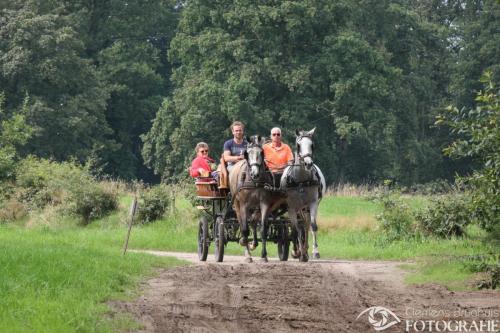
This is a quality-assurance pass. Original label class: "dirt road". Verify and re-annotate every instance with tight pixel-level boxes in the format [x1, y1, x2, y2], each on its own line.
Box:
[113, 251, 499, 333]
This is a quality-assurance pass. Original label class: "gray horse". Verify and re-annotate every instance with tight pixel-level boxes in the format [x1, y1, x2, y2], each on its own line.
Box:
[280, 128, 326, 262]
[229, 135, 285, 262]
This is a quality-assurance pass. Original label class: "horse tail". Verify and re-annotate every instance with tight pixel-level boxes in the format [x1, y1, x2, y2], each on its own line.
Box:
[313, 164, 326, 199]
[280, 165, 292, 190]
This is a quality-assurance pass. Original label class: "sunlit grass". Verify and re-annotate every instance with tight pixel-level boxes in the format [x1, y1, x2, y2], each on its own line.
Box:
[0, 222, 187, 333]
[1, 191, 495, 333]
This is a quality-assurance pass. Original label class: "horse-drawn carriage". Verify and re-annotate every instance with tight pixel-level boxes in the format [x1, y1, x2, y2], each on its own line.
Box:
[194, 128, 325, 263]
[195, 177, 291, 262]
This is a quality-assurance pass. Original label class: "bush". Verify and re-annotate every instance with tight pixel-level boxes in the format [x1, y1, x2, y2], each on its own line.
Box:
[0, 197, 26, 222]
[15, 157, 117, 224]
[405, 179, 454, 195]
[137, 184, 172, 223]
[376, 194, 417, 241]
[437, 72, 499, 235]
[0, 93, 33, 180]
[460, 254, 500, 289]
[415, 195, 472, 238]
[63, 178, 118, 225]
[16, 157, 67, 209]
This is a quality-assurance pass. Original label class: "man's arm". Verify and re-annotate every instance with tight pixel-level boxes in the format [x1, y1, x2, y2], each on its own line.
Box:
[223, 140, 244, 163]
[223, 150, 244, 163]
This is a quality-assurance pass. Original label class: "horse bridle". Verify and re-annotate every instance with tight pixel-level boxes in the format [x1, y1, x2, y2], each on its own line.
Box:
[296, 135, 314, 160]
[246, 145, 264, 169]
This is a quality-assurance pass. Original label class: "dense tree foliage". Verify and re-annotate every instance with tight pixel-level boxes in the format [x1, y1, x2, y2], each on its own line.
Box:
[438, 72, 499, 230]
[0, 93, 32, 179]
[0, 0, 177, 180]
[1, 0, 498, 184]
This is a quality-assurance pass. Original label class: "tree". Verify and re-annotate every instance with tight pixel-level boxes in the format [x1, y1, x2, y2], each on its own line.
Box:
[0, 1, 116, 164]
[452, 0, 500, 109]
[0, 0, 178, 180]
[438, 71, 499, 230]
[142, 0, 452, 184]
[0, 93, 32, 179]
[65, 0, 178, 179]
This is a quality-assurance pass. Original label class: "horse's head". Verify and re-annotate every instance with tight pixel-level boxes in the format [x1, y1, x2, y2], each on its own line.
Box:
[295, 128, 315, 170]
[245, 135, 265, 180]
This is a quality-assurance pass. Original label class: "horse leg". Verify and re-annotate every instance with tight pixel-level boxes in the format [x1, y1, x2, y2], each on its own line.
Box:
[290, 228, 299, 258]
[242, 207, 254, 263]
[239, 207, 249, 247]
[309, 201, 320, 259]
[259, 204, 270, 262]
[290, 208, 308, 262]
[300, 210, 310, 262]
[243, 243, 253, 263]
[250, 211, 258, 250]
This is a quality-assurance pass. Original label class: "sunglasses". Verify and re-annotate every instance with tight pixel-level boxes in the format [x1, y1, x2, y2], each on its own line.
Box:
[272, 133, 281, 136]
[199, 150, 208, 153]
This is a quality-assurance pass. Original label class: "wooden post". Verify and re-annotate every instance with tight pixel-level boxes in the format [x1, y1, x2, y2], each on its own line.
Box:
[123, 195, 138, 255]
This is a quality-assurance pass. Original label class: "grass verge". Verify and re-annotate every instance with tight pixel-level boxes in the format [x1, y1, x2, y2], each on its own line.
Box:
[0, 225, 187, 333]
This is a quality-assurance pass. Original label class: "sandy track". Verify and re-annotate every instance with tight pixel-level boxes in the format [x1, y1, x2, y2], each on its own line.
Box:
[113, 251, 499, 333]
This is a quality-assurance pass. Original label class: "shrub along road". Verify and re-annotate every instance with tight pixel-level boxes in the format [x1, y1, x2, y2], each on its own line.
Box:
[113, 251, 500, 333]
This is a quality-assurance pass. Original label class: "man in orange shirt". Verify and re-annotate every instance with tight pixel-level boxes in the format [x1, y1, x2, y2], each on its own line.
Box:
[263, 127, 294, 187]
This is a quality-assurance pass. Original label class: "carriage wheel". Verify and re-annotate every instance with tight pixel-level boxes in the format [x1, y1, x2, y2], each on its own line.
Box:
[277, 224, 290, 261]
[214, 216, 225, 262]
[198, 216, 209, 261]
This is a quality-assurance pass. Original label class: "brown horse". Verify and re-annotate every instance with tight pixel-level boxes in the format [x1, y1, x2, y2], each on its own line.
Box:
[229, 135, 285, 262]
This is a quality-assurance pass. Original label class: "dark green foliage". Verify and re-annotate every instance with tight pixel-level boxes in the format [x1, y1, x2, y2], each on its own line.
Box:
[415, 195, 472, 238]
[451, 1, 500, 109]
[438, 72, 500, 232]
[137, 184, 172, 223]
[0, 1, 115, 163]
[376, 194, 417, 241]
[0, 0, 178, 180]
[0, 94, 32, 179]
[0, 0, 498, 185]
[141, 0, 466, 184]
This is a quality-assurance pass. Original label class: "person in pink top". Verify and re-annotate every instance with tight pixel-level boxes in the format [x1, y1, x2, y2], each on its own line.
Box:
[190, 142, 217, 178]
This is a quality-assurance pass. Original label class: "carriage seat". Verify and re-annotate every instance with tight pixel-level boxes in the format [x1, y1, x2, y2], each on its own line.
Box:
[195, 176, 229, 198]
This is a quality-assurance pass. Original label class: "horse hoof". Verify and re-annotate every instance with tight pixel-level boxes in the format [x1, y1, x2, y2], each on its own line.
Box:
[249, 241, 258, 251]
[313, 252, 320, 259]
[260, 257, 268, 263]
[291, 250, 299, 259]
[239, 238, 248, 246]
[300, 255, 309, 263]
[245, 257, 253, 263]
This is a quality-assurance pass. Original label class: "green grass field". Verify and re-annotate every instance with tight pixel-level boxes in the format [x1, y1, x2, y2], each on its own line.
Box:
[135, 195, 493, 291]
[0, 224, 186, 333]
[0, 193, 496, 332]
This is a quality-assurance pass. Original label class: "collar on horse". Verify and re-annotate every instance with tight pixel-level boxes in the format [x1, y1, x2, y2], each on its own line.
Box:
[283, 162, 321, 188]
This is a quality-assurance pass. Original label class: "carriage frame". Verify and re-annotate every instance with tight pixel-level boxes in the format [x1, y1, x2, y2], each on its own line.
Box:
[194, 177, 295, 262]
